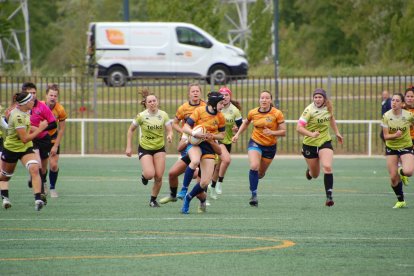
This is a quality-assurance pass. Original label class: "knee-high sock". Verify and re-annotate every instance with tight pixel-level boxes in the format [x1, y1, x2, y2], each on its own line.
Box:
[249, 170, 259, 196]
[324, 173, 333, 198]
[182, 166, 195, 189]
[392, 182, 404, 201]
[49, 169, 59, 189]
[186, 183, 204, 201]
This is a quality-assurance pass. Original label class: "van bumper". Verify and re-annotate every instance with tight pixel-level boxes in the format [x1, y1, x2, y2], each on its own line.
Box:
[230, 62, 248, 78]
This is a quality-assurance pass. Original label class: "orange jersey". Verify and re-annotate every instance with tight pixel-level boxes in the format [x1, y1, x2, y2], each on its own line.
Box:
[175, 100, 206, 125]
[189, 106, 225, 134]
[247, 107, 285, 146]
[42, 101, 68, 137]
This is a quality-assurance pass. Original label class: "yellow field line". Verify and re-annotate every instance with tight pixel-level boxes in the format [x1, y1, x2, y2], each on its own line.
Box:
[0, 227, 295, 261]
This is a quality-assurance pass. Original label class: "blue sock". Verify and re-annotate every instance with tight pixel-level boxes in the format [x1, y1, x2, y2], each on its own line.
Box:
[249, 170, 259, 196]
[182, 166, 195, 189]
[49, 169, 59, 189]
[186, 183, 204, 201]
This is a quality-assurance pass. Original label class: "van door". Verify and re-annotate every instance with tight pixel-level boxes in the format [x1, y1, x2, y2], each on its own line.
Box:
[172, 26, 213, 77]
[129, 25, 171, 77]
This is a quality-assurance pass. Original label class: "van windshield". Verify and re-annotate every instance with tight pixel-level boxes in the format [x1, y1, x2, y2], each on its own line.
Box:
[176, 27, 212, 48]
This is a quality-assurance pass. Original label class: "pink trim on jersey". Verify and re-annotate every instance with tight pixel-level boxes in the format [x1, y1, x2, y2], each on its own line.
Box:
[298, 118, 307, 127]
[30, 100, 56, 139]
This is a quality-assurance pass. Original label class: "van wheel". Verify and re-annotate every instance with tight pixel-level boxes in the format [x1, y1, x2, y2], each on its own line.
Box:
[208, 65, 230, 85]
[107, 66, 127, 87]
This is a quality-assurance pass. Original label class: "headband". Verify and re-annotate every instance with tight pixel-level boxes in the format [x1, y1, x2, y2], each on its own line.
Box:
[219, 87, 232, 98]
[313, 88, 327, 99]
[18, 93, 33, 105]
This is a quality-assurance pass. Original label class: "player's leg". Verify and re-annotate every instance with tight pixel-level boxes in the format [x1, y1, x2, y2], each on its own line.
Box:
[386, 154, 406, 208]
[216, 144, 231, 194]
[248, 149, 261, 207]
[209, 158, 220, 199]
[182, 157, 215, 214]
[149, 151, 166, 207]
[398, 151, 414, 185]
[49, 146, 60, 197]
[319, 148, 334, 206]
[21, 153, 45, 211]
[178, 146, 201, 199]
[160, 158, 187, 204]
[0, 152, 17, 209]
[140, 154, 155, 185]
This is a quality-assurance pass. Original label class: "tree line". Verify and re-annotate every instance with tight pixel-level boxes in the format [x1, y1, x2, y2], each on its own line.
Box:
[0, 0, 413, 75]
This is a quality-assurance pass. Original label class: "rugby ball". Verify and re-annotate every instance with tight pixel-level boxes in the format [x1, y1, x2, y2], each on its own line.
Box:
[188, 125, 206, 145]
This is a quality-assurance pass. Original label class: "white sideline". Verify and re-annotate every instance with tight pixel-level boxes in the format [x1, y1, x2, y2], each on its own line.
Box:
[60, 154, 386, 159]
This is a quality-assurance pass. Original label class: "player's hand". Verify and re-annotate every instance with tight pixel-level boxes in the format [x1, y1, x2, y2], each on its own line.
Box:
[232, 134, 239, 143]
[50, 145, 58, 156]
[395, 130, 402, 138]
[167, 134, 172, 143]
[204, 132, 214, 141]
[232, 125, 239, 134]
[312, 131, 320, 138]
[125, 147, 132, 157]
[263, 127, 273, 136]
[39, 120, 48, 131]
[336, 133, 344, 144]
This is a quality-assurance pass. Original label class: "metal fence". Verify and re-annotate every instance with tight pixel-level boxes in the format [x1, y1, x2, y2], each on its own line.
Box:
[1, 75, 413, 155]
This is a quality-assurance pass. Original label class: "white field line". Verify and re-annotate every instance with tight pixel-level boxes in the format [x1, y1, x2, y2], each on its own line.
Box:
[0, 236, 413, 242]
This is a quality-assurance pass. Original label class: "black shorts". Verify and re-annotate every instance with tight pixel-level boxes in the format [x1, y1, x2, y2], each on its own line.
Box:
[51, 143, 61, 155]
[1, 147, 35, 163]
[0, 137, 3, 153]
[138, 145, 165, 160]
[220, 143, 232, 153]
[181, 154, 191, 165]
[33, 135, 53, 159]
[385, 146, 414, 156]
[302, 141, 333, 159]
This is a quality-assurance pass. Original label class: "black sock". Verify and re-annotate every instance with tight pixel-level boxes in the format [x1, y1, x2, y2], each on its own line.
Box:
[324, 173, 333, 199]
[150, 196, 157, 202]
[170, 187, 177, 197]
[218, 176, 224, 182]
[392, 182, 404, 201]
[1, 190, 9, 199]
[49, 169, 59, 189]
[34, 193, 41, 200]
[211, 180, 217, 188]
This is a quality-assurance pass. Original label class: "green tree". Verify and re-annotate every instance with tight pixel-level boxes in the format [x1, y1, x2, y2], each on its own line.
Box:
[246, 0, 273, 66]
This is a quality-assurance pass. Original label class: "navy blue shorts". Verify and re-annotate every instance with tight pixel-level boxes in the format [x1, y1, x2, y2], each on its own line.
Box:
[247, 139, 277, 159]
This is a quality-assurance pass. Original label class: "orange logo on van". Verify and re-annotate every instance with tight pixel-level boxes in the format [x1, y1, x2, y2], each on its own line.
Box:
[106, 29, 125, 45]
[185, 51, 192, 57]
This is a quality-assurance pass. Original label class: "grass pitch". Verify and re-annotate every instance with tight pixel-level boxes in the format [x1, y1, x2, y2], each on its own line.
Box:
[0, 156, 413, 275]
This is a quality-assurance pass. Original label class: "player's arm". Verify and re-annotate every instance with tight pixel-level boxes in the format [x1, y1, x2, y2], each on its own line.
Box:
[125, 123, 138, 157]
[232, 119, 250, 143]
[165, 120, 173, 143]
[53, 120, 66, 148]
[206, 140, 222, 155]
[18, 120, 48, 143]
[329, 116, 343, 144]
[296, 119, 319, 138]
[172, 117, 183, 133]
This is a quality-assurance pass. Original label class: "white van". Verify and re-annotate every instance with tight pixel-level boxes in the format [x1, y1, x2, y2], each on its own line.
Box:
[86, 22, 248, 86]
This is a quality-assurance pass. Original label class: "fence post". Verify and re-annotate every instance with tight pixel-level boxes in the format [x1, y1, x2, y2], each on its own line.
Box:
[81, 120, 85, 156]
[368, 121, 372, 157]
[71, 65, 76, 92]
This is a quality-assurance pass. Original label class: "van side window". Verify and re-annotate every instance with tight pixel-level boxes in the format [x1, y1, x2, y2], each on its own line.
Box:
[176, 27, 212, 48]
